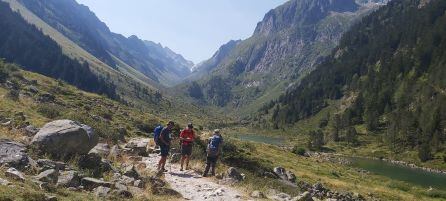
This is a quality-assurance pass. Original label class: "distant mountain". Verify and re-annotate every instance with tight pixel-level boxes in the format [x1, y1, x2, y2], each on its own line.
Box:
[9, 0, 193, 87]
[189, 40, 241, 81]
[263, 0, 446, 161]
[0, 1, 116, 98]
[185, 0, 384, 110]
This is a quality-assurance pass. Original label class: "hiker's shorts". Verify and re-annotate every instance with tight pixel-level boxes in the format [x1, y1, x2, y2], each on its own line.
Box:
[181, 144, 193, 156]
[160, 145, 170, 157]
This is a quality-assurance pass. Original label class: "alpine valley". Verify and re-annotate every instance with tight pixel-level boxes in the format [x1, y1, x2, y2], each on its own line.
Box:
[1, 0, 446, 201]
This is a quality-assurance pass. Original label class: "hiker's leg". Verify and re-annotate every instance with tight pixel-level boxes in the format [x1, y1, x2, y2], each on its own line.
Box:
[203, 156, 211, 177]
[161, 156, 167, 169]
[210, 162, 216, 176]
[180, 155, 186, 170]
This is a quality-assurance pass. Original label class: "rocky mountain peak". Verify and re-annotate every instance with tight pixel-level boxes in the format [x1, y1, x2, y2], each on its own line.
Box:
[254, 0, 359, 36]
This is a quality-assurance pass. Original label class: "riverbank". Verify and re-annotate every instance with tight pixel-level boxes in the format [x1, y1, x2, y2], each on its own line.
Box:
[306, 152, 446, 175]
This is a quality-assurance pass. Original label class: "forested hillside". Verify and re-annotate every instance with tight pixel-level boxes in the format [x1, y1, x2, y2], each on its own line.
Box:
[264, 0, 446, 161]
[185, 0, 384, 112]
[0, 1, 116, 98]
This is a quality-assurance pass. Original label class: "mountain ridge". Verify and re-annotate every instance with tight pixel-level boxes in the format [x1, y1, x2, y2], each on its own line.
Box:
[14, 0, 193, 87]
[184, 0, 384, 112]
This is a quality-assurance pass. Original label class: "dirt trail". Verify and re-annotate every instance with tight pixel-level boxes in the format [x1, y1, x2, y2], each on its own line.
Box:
[142, 154, 246, 201]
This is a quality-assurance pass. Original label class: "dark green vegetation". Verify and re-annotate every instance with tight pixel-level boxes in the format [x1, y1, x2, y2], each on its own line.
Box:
[0, 1, 116, 99]
[263, 0, 446, 162]
[184, 0, 382, 113]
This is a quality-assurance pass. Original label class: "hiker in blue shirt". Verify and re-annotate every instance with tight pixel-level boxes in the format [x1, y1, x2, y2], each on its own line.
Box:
[203, 129, 223, 177]
[157, 121, 174, 173]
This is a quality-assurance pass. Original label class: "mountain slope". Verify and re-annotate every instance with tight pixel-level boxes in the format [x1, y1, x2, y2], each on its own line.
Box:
[11, 0, 193, 87]
[186, 0, 384, 111]
[0, 1, 116, 98]
[188, 40, 241, 81]
[264, 0, 446, 161]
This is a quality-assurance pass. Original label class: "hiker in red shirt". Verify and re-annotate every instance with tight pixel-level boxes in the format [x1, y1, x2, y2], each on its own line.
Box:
[179, 123, 195, 171]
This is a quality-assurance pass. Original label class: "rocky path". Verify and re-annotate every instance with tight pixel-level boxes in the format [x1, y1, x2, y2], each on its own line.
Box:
[142, 154, 246, 201]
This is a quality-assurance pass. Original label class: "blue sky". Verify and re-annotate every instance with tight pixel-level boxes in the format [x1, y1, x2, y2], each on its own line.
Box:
[75, 0, 288, 63]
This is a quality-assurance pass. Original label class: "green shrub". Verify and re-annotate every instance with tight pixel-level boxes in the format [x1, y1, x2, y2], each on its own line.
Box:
[37, 103, 62, 119]
[292, 146, 306, 156]
[64, 112, 118, 142]
[6, 89, 20, 101]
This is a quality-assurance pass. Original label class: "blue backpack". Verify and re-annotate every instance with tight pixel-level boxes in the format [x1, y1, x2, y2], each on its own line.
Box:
[153, 125, 163, 145]
[207, 135, 222, 156]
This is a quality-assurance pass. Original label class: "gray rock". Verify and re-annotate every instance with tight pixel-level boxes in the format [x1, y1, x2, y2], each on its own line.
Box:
[264, 171, 278, 179]
[108, 145, 121, 160]
[114, 182, 128, 191]
[0, 178, 10, 186]
[225, 167, 244, 182]
[34, 169, 59, 185]
[37, 159, 66, 172]
[31, 120, 98, 157]
[286, 170, 297, 183]
[24, 125, 39, 136]
[123, 165, 140, 179]
[112, 182, 133, 198]
[94, 186, 111, 197]
[113, 189, 133, 198]
[117, 175, 135, 185]
[272, 192, 291, 201]
[274, 167, 287, 180]
[251, 190, 266, 198]
[57, 170, 80, 188]
[89, 143, 110, 158]
[274, 167, 297, 183]
[1, 120, 11, 127]
[44, 194, 57, 201]
[81, 177, 113, 191]
[295, 191, 312, 201]
[133, 179, 145, 188]
[170, 153, 181, 163]
[124, 138, 149, 156]
[0, 139, 30, 170]
[37, 93, 55, 103]
[5, 167, 25, 182]
[27, 85, 39, 94]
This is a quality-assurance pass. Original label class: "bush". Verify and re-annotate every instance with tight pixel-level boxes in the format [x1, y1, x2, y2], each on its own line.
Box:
[37, 103, 62, 119]
[443, 155, 446, 163]
[292, 146, 306, 156]
[6, 89, 20, 101]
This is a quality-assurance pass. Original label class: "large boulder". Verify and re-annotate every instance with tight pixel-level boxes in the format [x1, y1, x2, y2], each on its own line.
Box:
[31, 120, 98, 157]
[0, 139, 30, 170]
